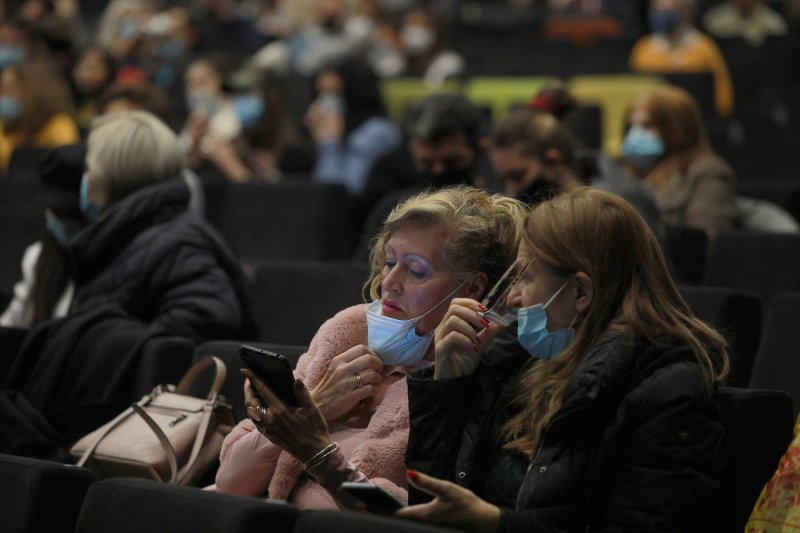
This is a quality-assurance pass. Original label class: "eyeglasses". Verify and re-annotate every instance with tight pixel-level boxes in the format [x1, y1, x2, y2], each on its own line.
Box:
[479, 255, 536, 327]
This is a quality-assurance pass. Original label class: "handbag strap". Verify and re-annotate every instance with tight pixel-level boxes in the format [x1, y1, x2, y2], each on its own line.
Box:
[176, 398, 216, 484]
[74, 395, 167, 468]
[130, 403, 179, 484]
[175, 356, 227, 399]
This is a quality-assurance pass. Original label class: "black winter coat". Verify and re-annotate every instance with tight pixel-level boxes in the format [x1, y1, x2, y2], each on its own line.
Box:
[406, 334, 725, 532]
[68, 178, 258, 343]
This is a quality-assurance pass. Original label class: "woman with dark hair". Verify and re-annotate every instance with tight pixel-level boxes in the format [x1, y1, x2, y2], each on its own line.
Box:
[70, 45, 117, 134]
[305, 56, 401, 194]
[394, 6, 465, 88]
[1, 144, 85, 327]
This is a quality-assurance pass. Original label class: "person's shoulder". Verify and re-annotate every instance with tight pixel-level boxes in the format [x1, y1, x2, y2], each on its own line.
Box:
[688, 153, 735, 182]
[332, 303, 369, 322]
[630, 33, 656, 49]
[350, 117, 402, 149]
[314, 303, 369, 342]
[702, 2, 733, 23]
[581, 333, 708, 389]
[37, 113, 80, 145]
[629, 336, 714, 398]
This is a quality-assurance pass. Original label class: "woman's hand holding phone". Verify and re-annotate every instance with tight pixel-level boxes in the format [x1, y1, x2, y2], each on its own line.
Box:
[310, 345, 384, 423]
[242, 369, 332, 463]
[396, 470, 500, 533]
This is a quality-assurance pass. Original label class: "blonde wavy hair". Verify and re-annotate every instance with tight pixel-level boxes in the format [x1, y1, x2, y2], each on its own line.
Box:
[502, 187, 729, 456]
[366, 186, 527, 300]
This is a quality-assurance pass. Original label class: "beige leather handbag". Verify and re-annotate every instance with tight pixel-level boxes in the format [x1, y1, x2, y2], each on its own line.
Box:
[70, 356, 234, 485]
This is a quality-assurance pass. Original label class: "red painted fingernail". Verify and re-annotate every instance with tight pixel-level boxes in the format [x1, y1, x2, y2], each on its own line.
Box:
[407, 469, 419, 482]
[481, 318, 490, 328]
[478, 304, 487, 311]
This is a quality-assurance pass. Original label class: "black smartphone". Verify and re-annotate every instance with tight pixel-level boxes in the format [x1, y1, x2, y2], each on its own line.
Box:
[339, 482, 406, 515]
[239, 344, 301, 407]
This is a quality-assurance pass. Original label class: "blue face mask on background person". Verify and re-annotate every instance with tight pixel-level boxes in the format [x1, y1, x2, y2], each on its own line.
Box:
[80, 173, 102, 221]
[649, 9, 681, 34]
[0, 44, 25, 68]
[365, 279, 467, 367]
[622, 125, 664, 173]
[232, 93, 265, 128]
[45, 212, 69, 245]
[0, 95, 22, 121]
[517, 280, 576, 361]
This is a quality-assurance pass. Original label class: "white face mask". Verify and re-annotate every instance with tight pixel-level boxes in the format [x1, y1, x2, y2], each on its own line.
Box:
[365, 279, 467, 367]
[401, 25, 436, 55]
[345, 15, 374, 42]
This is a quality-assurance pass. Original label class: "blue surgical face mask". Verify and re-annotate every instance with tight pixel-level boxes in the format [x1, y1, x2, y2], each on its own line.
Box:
[80, 173, 102, 221]
[365, 279, 467, 367]
[0, 96, 22, 121]
[649, 9, 681, 34]
[316, 92, 345, 116]
[232, 93, 265, 128]
[45, 212, 69, 245]
[517, 280, 576, 361]
[0, 44, 25, 68]
[187, 91, 219, 115]
[622, 125, 664, 173]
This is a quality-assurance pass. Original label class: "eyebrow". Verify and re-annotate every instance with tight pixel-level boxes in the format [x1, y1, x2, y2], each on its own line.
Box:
[403, 253, 434, 269]
[384, 247, 435, 268]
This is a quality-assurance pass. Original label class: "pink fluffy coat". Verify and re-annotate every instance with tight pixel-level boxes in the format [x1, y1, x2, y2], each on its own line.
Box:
[218, 304, 409, 503]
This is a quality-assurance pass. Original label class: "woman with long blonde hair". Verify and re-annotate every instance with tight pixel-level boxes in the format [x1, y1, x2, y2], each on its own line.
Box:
[399, 187, 729, 532]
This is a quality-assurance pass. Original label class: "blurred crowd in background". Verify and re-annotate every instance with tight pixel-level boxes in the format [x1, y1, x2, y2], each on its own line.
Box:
[0, 0, 796, 181]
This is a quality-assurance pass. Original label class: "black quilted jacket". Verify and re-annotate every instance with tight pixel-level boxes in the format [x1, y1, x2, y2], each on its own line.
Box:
[406, 333, 725, 532]
[68, 178, 258, 343]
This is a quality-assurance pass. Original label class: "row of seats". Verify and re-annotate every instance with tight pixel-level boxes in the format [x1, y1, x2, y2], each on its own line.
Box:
[0, 455, 455, 533]
[2, 380, 794, 532]
[194, 289, 800, 420]
[8, 176, 798, 296]
[382, 73, 668, 155]
[1, 174, 798, 306]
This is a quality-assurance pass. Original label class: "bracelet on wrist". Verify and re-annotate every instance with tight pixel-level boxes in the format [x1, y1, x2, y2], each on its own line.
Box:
[303, 442, 338, 470]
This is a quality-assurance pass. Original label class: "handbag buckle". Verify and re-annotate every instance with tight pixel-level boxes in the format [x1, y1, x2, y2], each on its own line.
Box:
[169, 413, 188, 427]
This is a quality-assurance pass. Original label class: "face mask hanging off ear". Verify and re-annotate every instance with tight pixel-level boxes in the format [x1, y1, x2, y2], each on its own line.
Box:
[517, 280, 576, 361]
[365, 278, 468, 367]
[79, 173, 103, 221]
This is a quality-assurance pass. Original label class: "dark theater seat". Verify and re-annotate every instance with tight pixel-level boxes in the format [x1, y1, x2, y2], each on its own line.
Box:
[0, 453, 95, 533]
[74, 477, 299, 533]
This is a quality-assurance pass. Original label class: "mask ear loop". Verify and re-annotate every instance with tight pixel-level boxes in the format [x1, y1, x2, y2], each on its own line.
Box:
[378, 276, 473, 347]
[546, 278, 580, 330]
[416, 276, 471, 322]
[542, 278, 570, 309]
[481, 255, 537, 308]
